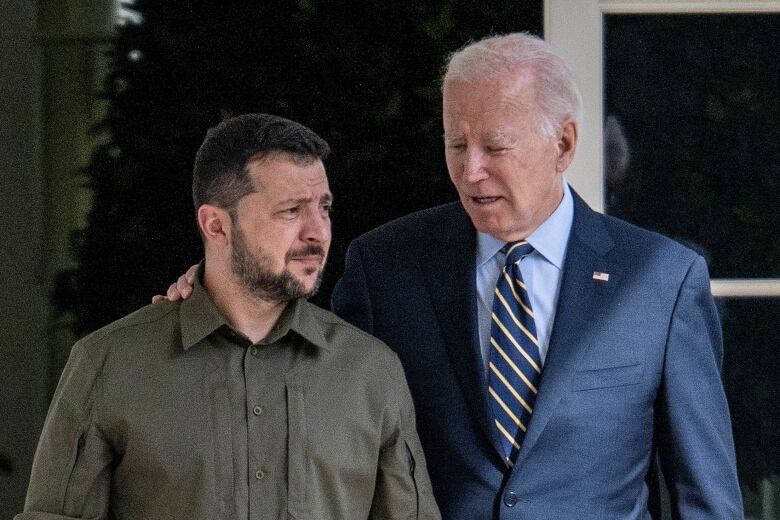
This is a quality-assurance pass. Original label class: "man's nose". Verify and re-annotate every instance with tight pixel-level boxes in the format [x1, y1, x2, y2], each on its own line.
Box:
[302, 209, 331, 243]
[463, 149, 489, 183]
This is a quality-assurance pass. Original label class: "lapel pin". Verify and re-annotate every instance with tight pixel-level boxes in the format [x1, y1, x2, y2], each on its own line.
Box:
[592, 272, 610, 281]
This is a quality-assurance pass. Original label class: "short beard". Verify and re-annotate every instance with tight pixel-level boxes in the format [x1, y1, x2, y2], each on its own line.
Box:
[230, 224, 324, 303]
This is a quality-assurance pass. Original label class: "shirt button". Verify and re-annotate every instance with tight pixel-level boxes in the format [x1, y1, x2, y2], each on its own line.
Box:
[253, 405, 263, 416]
[255, 468, 265, 480]
[504, 491, 518, 507]
[250, 346, 259, 357]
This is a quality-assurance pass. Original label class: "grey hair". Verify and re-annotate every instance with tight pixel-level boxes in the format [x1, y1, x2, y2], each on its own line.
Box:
[443, 33, 583, 137]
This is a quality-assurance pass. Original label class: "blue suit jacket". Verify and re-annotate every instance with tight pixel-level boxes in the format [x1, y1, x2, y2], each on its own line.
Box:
[332, 194, 742, 519]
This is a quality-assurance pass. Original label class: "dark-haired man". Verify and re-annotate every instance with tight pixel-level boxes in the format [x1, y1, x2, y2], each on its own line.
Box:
[19, 114, 439, 520]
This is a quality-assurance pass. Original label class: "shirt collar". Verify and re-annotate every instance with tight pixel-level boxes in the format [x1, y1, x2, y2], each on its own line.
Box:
[476, 181, 574, 269]
[259, 298, 329, 351]
[180, 266, 227, 350]
[179, 264, 329, 351]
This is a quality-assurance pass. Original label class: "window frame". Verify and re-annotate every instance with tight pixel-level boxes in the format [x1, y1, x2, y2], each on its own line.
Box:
[544, 0, 780, 297]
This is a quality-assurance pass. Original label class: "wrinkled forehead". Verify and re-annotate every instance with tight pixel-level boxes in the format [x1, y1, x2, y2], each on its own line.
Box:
[445, 71, 536, 107]
[442, 77, 539, 137]
[444, 65, 536, 98]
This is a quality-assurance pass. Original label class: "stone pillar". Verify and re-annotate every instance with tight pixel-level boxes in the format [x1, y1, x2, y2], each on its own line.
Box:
[0, 2, 47, 513]
[38, 0, 115, 384]
[0, 0, 115, 514]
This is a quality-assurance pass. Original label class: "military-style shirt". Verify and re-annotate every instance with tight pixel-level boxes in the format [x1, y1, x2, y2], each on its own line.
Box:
[19, 277, 439, 520]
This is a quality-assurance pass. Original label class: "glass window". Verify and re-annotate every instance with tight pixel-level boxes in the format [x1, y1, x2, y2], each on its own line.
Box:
[720, 297, 780, 518]
[604, 14, 779, 279]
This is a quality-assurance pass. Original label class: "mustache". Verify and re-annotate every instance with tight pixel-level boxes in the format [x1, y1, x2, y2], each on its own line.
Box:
[286, 245, 327, 261]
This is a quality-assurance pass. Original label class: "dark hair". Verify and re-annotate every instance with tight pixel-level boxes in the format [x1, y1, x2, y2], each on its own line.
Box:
[192, 113, 330, 210]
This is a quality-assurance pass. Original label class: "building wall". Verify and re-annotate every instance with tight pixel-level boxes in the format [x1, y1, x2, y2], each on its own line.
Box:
[0, 0, 114, 515]
[0, 1, 49, 515]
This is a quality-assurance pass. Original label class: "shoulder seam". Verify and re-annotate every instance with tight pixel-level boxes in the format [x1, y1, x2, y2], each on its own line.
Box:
[315, 307, 386, 344]
[78, 304, 180, 350]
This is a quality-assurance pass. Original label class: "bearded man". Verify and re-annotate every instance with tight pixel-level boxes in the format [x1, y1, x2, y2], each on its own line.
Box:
[19, 114, 439, 520]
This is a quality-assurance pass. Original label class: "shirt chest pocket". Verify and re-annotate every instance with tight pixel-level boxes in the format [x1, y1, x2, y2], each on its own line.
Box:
[571, 363, 643, 391]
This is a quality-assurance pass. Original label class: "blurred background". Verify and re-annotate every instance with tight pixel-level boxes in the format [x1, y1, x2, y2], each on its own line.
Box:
[0, 0, 777, 518]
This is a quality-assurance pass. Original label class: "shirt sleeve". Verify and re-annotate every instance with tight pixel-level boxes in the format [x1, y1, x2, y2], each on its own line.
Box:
[656, 255, 743, 518]
[369, 356, 441, 520]
[16, 342, 113, 520]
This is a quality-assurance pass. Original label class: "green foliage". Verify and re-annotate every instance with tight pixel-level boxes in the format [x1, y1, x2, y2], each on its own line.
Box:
[55, 0, 542, 333]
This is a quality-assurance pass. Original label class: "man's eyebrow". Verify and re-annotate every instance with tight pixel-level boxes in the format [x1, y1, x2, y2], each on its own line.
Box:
[275, 193, 333, 206]
[275, 197, 312, 206]
[485, 131, 517, 145]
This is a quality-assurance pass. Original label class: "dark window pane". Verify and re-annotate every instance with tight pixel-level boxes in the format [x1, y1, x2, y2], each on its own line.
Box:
[604, 14, 780, 278]
[718, 298, 780, 517]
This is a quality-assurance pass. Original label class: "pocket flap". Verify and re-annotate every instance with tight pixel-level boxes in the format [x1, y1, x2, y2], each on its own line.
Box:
[573, 363, 642, 391]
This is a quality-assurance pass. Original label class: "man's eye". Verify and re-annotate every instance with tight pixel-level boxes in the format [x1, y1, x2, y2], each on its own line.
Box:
[447, 143, 466, 151]
[321, 204, 333, 215]
[488, 147, 508, 153]
[282, 207, 300, 216]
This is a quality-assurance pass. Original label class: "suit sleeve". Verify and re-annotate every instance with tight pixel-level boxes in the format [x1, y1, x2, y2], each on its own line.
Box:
[657, 255, 743, 518]
[332, 239, 375, 334]
[369, 355, 441, 520]
[16, 343, 113, 520]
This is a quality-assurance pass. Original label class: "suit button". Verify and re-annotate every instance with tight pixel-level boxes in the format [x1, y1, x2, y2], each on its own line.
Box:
[504, 491, 518, 507]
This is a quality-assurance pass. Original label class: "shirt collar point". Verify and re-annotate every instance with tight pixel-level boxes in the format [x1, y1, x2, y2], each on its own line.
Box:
[179, 263, 226, 351]
[276, 299, 330, 352]
[524, 182, 573, 270]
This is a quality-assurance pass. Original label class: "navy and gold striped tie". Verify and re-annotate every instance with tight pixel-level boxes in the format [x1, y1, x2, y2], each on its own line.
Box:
[488, 241, 542, 467]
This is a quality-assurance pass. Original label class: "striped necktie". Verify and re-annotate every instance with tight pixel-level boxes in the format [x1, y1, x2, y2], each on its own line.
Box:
[488, 240, 542, 467]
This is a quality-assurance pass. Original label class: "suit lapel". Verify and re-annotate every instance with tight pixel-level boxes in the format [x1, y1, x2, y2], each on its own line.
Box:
[416, 203, 505, 458]
[516, 194, 622, 464]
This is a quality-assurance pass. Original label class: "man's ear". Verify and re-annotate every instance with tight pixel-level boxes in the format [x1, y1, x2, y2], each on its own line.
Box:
[555, 119, 578, 173]
[197, 204, 231, 246]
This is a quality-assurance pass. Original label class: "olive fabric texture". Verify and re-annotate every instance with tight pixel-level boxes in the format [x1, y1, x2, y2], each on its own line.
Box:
[19, 275, 439, 520]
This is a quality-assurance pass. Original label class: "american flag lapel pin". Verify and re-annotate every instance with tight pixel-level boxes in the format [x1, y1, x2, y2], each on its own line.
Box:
[592, 271, 610, 282]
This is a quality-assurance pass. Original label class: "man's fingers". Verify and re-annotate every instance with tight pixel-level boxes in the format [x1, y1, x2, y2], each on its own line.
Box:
[176, 273, 193, 298]
[166, 282, 182, 301]
[152, 264, 198, 303]
[185, 264, 198, 284]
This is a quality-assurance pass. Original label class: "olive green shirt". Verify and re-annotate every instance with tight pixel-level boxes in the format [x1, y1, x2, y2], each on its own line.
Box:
[19, 276, 440, 520]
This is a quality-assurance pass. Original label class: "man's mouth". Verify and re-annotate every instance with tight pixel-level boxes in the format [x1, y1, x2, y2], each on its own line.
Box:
[290, 255, 324, 264]
[471, 196, 501, 205]
[287, 246, 326, 268]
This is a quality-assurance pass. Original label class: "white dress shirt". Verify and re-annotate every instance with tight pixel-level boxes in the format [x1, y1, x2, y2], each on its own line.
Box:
[475, 181, 574, 369]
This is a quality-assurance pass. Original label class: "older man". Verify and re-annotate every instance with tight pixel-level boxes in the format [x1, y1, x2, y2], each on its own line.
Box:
[164, 35, 742, 518]
[332, 34, 742, 518]
[19, 114, 439, 520]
